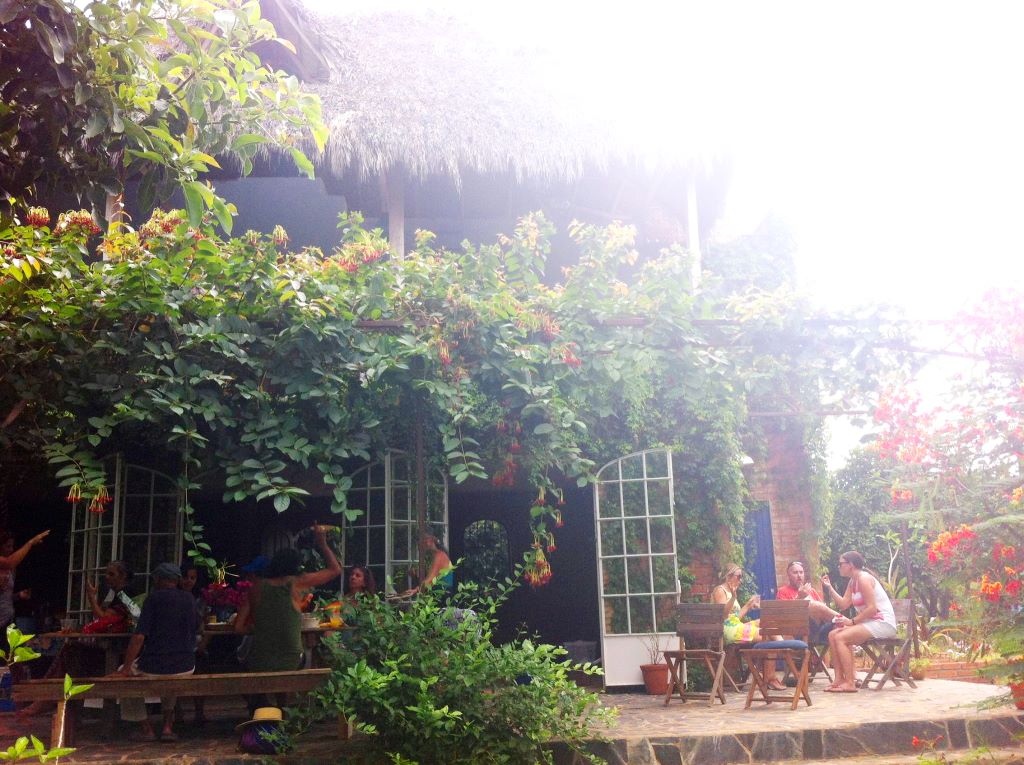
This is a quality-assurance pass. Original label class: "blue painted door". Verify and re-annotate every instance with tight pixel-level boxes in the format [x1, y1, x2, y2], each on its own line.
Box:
[743, 501, 777, 600]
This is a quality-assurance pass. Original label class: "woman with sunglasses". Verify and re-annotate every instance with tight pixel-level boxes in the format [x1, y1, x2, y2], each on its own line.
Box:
[712, 564, 785, 690]
[820, 550, 897, 692]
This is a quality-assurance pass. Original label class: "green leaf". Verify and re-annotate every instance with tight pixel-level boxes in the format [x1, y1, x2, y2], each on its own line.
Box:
[83, 112, 107, 139]
[533, 423, 555, 434]
[182, 183, 203, 227]
[289, 147, 315, 179]
[273, 494, 290, 512]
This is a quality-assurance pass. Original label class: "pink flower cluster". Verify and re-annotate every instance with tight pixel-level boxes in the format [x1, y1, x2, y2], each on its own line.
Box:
[202, 579, 253, 608]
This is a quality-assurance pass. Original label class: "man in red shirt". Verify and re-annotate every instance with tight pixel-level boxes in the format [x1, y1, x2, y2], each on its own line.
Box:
[777, 560, 838, 643]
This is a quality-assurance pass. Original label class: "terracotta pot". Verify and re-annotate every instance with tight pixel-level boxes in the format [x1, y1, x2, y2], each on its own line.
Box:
[640, 663, 669, 695]
[910, 668, 927, 681]
[1010, 681, 1024, 710]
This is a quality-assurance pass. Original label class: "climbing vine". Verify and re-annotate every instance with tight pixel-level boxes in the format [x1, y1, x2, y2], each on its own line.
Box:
[0, 207, 902, 579]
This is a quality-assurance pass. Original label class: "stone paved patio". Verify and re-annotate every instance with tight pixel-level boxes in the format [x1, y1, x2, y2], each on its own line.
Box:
[0, 678, 1021, 763]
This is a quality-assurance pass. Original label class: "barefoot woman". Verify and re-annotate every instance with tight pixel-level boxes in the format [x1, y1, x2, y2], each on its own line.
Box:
[821, 551, 897, 692]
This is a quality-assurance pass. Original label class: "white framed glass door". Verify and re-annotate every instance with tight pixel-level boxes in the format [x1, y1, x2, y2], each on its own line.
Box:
[66, 457, 182, 620]
[344, 451, 448, 594]
[594, 448, 678, 687]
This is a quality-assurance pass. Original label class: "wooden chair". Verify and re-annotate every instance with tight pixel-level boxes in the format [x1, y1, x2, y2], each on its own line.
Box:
[739, 600, 812, 709]
[662, 603, 729, 706]
[859, 598, 916, 690]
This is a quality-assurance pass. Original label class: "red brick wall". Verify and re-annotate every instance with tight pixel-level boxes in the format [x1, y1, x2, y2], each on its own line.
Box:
[750, 422, 822, 587]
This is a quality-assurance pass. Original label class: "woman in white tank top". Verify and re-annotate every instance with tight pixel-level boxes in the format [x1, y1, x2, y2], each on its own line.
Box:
[818, 550, 897, 693]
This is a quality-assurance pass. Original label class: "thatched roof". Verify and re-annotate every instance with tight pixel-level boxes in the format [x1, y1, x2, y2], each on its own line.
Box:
[267, 1, 727, 185]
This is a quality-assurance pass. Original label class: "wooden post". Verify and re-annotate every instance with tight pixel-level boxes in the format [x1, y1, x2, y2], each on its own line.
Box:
[686, 177, 701, 288]
[900, 521, 920, 658]
[383, 166, 405, 258]
[415, 393, 427, 582]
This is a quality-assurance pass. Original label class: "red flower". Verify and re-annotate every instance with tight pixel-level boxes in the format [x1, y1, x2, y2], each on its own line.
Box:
[26, 207, 49, 227]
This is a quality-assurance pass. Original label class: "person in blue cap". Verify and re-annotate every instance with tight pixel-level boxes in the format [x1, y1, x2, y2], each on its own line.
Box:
[116, 562, 198, 741]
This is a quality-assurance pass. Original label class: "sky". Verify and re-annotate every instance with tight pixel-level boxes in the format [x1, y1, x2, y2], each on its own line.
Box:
[303, 1, 1022, 462]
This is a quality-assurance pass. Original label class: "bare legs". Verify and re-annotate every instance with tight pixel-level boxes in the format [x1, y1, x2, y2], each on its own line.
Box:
[826, 624, 873, 691]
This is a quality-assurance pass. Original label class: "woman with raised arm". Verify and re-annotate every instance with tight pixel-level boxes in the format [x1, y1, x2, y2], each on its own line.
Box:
[821, 550, 897, 693]
[235, 526, 341, 676]
[0, 529, 49, 651]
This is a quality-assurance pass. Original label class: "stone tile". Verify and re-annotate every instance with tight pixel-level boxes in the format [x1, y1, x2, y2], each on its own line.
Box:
[823, 720, 948, 759]
[946, 717, 968, 749]
[626, 739, 657, 765]
[803, 727, 823, 760]
[683, 733, 754, 765]
[749, 730, 801, 762]
[651, 743, 683, 765]
[966, 714, 1024, 748]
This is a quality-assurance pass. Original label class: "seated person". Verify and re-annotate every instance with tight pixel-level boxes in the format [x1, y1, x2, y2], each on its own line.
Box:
[343, 565, 377, 602]
[776, 560, 840, 643]
[711, 564, 784, 690]
[401, 534, 453, 597]
[821, 550, 898, 693]
[116, 562, 199, 741]
[86, 560, 142, 630]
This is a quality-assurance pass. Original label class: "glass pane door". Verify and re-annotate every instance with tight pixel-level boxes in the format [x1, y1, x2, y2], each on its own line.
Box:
[345, 451, 448, 594]
[594, 449, 677, 687]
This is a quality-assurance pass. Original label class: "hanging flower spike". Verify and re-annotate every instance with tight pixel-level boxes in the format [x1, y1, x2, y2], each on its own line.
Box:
[546, 532, 557, 553]
[26, 207, 50, 227]
[438, 339, 452, 367]
[557, 489, 565, 507]
[271, 225, 289, 247]
[87, 484, 111, 514]
[524, 547, 552, 588]
[66, 483, 82, 504]
[534, 487, 546, 507]
[554, 509, 564, 528]
[510, 439, 521, 454]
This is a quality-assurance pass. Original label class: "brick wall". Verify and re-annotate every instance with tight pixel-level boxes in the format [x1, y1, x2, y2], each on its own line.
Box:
[750, 421, 822, 586]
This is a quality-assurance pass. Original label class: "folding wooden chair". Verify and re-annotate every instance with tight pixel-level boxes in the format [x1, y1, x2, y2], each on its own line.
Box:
[740, 600, 812, 709]
[859, 598, 916, 690]
[662, 603, 729, 706]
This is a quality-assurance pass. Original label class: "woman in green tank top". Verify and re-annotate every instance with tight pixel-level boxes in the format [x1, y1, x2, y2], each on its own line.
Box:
[235, 526, 341, 674]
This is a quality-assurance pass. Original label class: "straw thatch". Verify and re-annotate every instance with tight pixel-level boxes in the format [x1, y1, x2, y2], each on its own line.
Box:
[300, 8, 611, 184]
[263, 1, 727, 186]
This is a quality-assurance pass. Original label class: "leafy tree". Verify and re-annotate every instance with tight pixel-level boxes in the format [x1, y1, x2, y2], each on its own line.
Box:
[0, 0, 326, 228]
[873, 289, 1024, 684]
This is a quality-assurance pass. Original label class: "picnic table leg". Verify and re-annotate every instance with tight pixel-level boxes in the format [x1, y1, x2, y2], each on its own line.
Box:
[52, 699, 76, 748]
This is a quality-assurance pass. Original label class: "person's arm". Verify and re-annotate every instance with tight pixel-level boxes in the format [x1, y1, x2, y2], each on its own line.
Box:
[0, 530, 49, 570]
[710, 584, 736, 610]
[116, 634, 145, 676]
[295, 527, 342, 590]
[821, 574, 854, 610]
[234, 582, 257, 635]
[737, 594, 759, 619]
[85, 579, 111, 619]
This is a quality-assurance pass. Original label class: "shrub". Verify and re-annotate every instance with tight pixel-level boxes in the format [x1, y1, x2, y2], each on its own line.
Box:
[285, 576, 613, 764]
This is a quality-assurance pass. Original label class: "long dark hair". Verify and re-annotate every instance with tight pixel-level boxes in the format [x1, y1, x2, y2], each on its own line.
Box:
[264, 549, 302, 579]
[841, 550, 886, 590]
[344, 565, 377, 596]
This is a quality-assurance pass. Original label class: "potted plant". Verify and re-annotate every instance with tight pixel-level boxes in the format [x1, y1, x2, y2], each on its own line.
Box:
[909, 657, 931, 681]
[639, 633, 670, 695]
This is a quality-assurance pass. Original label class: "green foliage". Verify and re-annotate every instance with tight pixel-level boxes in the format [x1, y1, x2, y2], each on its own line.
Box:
[286, 577, 614, 764]
[2, 626, 91, 763]
[0, 0, 326, 226]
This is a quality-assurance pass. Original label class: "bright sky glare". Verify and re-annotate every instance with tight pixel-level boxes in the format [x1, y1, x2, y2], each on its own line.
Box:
[306, 1, 1022, 321]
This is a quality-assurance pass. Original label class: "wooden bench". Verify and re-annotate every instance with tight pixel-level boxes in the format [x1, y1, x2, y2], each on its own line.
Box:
[14, 669, 331, 746]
